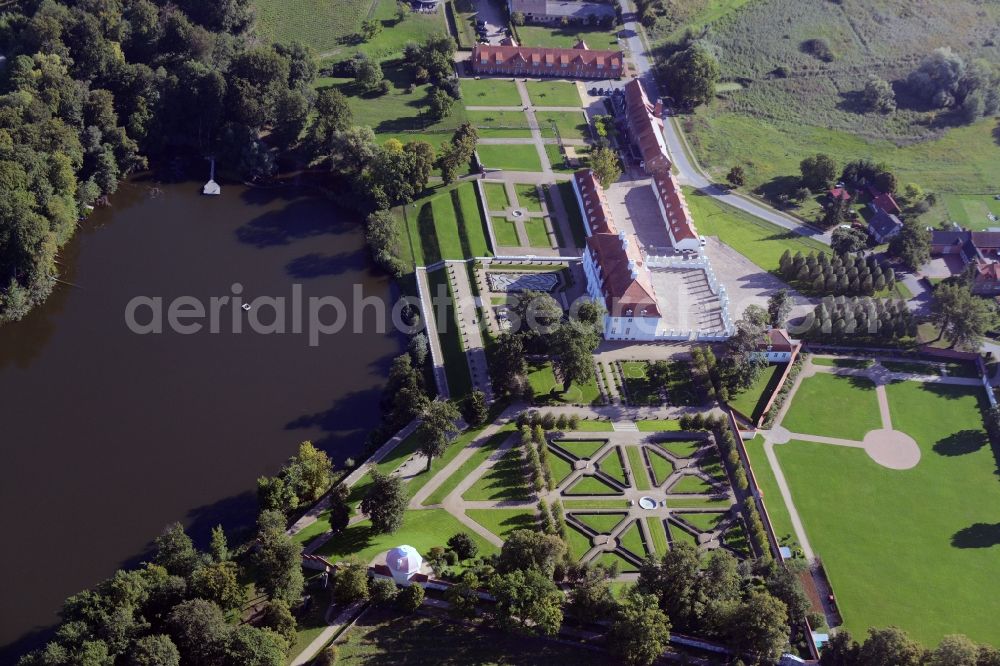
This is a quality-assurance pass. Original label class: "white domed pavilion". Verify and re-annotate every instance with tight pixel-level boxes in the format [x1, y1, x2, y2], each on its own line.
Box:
[386, 545, 422, 585]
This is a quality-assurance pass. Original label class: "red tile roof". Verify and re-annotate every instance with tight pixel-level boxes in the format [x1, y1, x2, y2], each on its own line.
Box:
[586, 232, 660, 318]
[760, 328, 795, 351]
[471, 44, 623, 76]
[651, 171, 698, 243]
[575, 169, 660, 318]
[828, 187, 851, 202]
[574, 169, 617, 235]
[867, 186, 900, 215]
[624, 79, 670, 174]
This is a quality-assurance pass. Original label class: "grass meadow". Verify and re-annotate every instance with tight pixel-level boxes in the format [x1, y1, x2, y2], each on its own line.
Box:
[782, 372, 882, 441]
[655, 0, 1000, 221]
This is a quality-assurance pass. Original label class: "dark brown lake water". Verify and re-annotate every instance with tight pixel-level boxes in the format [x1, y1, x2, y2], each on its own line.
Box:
[0, 179, 401, 657]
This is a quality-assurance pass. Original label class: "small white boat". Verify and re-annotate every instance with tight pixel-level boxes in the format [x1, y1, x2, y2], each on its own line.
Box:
[203, 158, 220, 195]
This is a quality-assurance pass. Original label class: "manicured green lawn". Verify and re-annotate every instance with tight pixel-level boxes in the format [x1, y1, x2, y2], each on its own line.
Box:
[562, 498, 629, 509]
[526, 361, 601, 406]
[645, 517, 669, 555]
[516, 24, 621, 51]
[429, 182, 491, 259]
[565, 474, 620, 495]
[667, 496, 732, 509]
[466, 508, 537, 540]
[782, 373, 881, 441]
[658, 440, 702, 458]
[574, 512, 626, 534]
[743, 436, 799, 552]
[812, 357, 873, 369]
[593, 551, 638, 573]
[523, 218, 551, 247]
[422, 428, 514, 505]
[670, 474, 715, 494]
[677, 511, 727, 533]
[525, 80, 582, 107]
[477, 144, 543, 172]
[668, 522, 700, 548]
[597, 448, 627, 485]
[728, 363, 785, 422]
[536, 110, 590, 142]
[549, 453, 574, 486]
[483, 182, 511, 210]
[647, 450, 674, 486]
[462, 448, 530, 501]
[492, 218, 520, 246]
[334, 610, 607, 665]
[426, 268, 473, 397]
[775, 382, 1000, 646]
[461, 77, 522, 107]
[636, 419, 682, 431]
[514, 184, 543, 212]
[683, 187, 828, 273]
[402, 182, 492, 265]
[315, 509, 497, 565]
[554, 439, 607, 460]
[466, 109, 532, 138]
[545, 143, 591, 174]
[618, 521, 648, 557]
[620, 361, 662, 406]
[625, 447, 651, 491]
[555, 180, 587, 248]
[570, 420, 615, 432]
[566, 523, 594, 560]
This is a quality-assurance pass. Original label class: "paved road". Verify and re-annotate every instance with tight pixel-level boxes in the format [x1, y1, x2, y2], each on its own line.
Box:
[615, 0, 832, 246]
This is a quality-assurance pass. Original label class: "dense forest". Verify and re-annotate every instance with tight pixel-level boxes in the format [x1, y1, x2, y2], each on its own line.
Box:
[0, 0, 317, 323]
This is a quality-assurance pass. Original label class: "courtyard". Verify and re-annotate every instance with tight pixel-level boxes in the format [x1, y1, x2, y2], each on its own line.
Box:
[755, 355, 1000, 646]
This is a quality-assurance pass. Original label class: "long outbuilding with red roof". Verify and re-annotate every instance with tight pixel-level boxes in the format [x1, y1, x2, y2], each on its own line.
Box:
[470, 43, 624, 78]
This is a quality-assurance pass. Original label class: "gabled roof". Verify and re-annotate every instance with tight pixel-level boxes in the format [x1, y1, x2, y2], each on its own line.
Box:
[651, 171, 697, 243]
[828, 187, 851, 202]
[586, 232, 660, 318]
[624, 79, 670, 174]
[975, 260, 1000, 281]
[867, 185, 901, 215]
[970, 231, 1000, 251]
[758, 328, 795, 351]
[471, 44, 623, 71]
[868, 210, 902, 238]
[574, 169, 616, 235]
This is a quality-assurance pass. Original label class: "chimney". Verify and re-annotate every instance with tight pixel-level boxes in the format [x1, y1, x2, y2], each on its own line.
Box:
[618, 230, 628, 249]
[628, 259, 637, 279]
[653, 99, 663, 117]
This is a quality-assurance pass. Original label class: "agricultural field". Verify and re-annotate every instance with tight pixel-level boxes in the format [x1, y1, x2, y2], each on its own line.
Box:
[773, 382, 1000, 646]
[670, 0, 1000, 209]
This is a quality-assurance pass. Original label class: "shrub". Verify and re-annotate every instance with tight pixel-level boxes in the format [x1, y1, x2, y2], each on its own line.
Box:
[556, 414, 568, 430]
[541, 412, 556, 430]
[444, 550, 459, 566]
[447, 532, 478, 561]
[370, 578, 399, 606]
[397, 583, 425, 612]
[568, 414, 580, 429]
[802, 37, 834, 62]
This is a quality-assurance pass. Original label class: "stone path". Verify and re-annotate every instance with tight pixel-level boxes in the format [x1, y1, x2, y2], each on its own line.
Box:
[756, 353, 984, 577]
[289, 600, 365, 666]
[415, 266, 451, 399]
[444, 261, 494, 401]
[514, 79, 553, 177]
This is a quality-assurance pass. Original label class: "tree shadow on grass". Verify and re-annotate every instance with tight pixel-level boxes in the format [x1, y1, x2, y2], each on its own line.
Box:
[952, 523, 1000, 548]
[934, 429, 988, 456]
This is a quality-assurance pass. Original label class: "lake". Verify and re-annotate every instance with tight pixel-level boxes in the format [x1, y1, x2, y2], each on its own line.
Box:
[0, 178, 402, 657]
